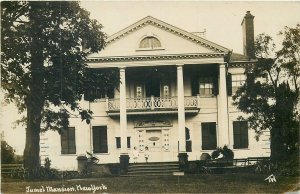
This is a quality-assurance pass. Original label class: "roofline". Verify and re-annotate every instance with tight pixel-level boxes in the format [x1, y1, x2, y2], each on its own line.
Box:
[106, 16, 230, 53]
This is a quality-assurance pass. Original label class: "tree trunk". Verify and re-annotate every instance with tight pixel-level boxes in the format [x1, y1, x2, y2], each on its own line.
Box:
[23, 3, 45, 172]
[270, 114, 285, 163]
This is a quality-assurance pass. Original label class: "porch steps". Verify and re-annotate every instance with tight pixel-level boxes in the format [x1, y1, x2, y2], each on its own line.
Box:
[126, 162, 180, 176]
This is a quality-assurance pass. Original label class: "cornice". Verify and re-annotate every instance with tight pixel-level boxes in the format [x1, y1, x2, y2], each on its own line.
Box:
[106, 16, 230, 53]
[87, 53, 226, 63]
[228, 61, 256, 68]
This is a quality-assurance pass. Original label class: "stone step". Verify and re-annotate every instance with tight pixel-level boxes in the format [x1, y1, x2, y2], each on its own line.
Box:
[128, 169, 179, 175]
[129, 166, 179, 171]
[127, 161, 180, 176]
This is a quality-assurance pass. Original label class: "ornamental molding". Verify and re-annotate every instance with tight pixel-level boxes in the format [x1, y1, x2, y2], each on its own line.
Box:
[87, 53, 226, 63]
[134, 119, 173, 128]
[228, 61, 257, 68]
[105, 16, 229, 53]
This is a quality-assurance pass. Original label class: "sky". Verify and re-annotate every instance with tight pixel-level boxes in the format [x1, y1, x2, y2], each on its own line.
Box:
[1, 1, 300, 155]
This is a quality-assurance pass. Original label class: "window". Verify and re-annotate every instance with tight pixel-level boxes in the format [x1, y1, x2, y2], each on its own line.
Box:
[201, 122, 217, 150]
[93, 126, 108, 153]
[161, 82, 171, 98]
[116, 137, 121, 149]
[136, 85, 144, 98]
[199, 77, 214, 95]
[233, 121, 249, 149]
[186, 127, 192, 152]
[139, 36, 161, 49]
[115, 137, 131, 149]
[127, 137, 131, 149]
[84, 88, 114, 101]
[232, 74, 246, 94]
[61, 127, 76, 154]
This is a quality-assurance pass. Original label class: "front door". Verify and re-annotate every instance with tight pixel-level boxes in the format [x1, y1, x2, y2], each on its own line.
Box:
[146, 130, 162, 162]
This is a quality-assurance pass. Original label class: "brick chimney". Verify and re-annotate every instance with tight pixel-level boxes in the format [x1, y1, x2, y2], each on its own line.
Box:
[241, 11, 255, 59]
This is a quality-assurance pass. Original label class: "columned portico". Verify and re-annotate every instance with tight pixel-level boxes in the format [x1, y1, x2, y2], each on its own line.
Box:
[217, 63, 230, 147]
[119, 67, 128, 153]
[119, 67, 129, 174]
[177, 64, 188, 171]
[177, 65, 186, 152]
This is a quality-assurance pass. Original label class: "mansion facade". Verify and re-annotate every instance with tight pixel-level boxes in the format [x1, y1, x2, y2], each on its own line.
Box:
[41, 12, 270, 170]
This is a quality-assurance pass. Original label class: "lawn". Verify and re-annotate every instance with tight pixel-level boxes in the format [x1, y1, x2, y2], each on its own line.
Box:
[1, 173, 299, 193]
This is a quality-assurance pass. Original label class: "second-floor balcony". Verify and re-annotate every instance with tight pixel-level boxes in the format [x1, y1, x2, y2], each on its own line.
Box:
[106, 96, 200, 115]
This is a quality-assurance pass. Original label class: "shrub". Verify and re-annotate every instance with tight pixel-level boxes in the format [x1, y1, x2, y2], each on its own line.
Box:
[44, 157, 51, 169]
[211, 146, 234, 160]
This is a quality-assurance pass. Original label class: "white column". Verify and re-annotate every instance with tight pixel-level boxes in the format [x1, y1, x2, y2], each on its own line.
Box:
[177, 65, 186, 152]
[119, 67, 127, 154]
[217, 63, 230, 147]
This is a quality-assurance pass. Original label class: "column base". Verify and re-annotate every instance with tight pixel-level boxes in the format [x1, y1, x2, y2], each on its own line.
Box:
[119, 154, 130, 175]
[178, 152, 189, 172]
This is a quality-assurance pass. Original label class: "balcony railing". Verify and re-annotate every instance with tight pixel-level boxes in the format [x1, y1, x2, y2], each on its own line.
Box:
[106, 96, 200, 113]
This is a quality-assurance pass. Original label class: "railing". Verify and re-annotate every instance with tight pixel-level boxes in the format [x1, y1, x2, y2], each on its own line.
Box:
[106, 96, 199, 112]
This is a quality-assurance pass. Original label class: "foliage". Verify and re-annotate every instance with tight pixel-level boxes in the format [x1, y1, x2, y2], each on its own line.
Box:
[44, 157, 51, 169]
[1, 140, 15, 164]
[233, 24, 300, 162]
[211, 146, 234, 160]
[254, 155, 299, 177]
[1, 1, 119, 172]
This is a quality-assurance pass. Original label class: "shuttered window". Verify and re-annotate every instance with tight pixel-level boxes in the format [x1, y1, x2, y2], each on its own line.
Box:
[201, 122, 217, 150]
[116, 137, 131, 149]
[116, 137, 121, 149]
[61, 127, 76, 154]
[93, 126, 108, 153]
[233, 121, 249, 149]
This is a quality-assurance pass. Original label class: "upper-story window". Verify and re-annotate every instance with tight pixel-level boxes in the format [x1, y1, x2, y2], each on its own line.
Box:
[139, 36, 161, 49]
[199, 77, 214, 96]
[232, 74, 246, 94]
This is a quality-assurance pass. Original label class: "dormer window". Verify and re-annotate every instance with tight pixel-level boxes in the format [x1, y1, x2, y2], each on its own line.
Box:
[139, 36, 162, 49]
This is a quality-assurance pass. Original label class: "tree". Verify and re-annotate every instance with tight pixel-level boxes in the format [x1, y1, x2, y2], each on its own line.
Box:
[1, 1, 119, 173]
[233, 25, 300, 162]
[1, 140, 15, 164]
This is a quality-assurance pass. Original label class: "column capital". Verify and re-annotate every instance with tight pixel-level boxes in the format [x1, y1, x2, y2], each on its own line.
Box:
[176, 64, 184, 67]
[119, 66, 126, 70]
[219, 63, 228, 68]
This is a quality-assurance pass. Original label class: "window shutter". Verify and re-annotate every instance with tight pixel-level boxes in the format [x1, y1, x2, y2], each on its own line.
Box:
[202, 122, 217, 150]
[186, 140, 192, 152]
[61, 131, 68, 154]
[233, 121, 248, 149]
[100, 127, 108, 153]
[116, 137, 121, 149]
[227, 73, 232, 96]
[68, 127, 76, 154]
[127, 137, 131, 148]
[213, 77, 219, 96]
[241, 122, 249, 148]
[191, 77, 199, 96]
[246, 73, 255, 86]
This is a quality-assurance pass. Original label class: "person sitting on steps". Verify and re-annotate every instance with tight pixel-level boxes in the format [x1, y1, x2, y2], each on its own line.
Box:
[133, 146, 139, 163]
[144, 146, 149, 163]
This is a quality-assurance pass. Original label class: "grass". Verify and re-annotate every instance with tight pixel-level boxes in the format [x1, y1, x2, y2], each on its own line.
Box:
[1, 173, 299, 193]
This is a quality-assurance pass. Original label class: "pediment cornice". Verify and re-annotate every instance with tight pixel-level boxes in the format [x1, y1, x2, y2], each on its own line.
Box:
[106, 16, 230, 53]
[87, 53, 226, 63]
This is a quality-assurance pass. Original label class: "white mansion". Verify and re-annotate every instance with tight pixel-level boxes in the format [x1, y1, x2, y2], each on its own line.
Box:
[41, 12, 270, 170]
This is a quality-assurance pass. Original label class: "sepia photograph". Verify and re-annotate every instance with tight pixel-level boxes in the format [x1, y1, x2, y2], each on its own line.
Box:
[1, 1, 299, 193]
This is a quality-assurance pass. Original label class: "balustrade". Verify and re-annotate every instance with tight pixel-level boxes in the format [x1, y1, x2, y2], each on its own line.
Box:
[107, 96, 198, 112]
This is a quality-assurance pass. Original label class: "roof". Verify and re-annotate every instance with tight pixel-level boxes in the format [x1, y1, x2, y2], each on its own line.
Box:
[105, 16, 230, 53]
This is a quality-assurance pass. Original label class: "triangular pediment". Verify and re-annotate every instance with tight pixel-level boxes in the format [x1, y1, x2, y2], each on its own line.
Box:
[89, 16, 230, 58]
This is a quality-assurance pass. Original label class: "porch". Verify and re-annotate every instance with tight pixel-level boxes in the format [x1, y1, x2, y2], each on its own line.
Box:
[106, 95, 200, 115]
